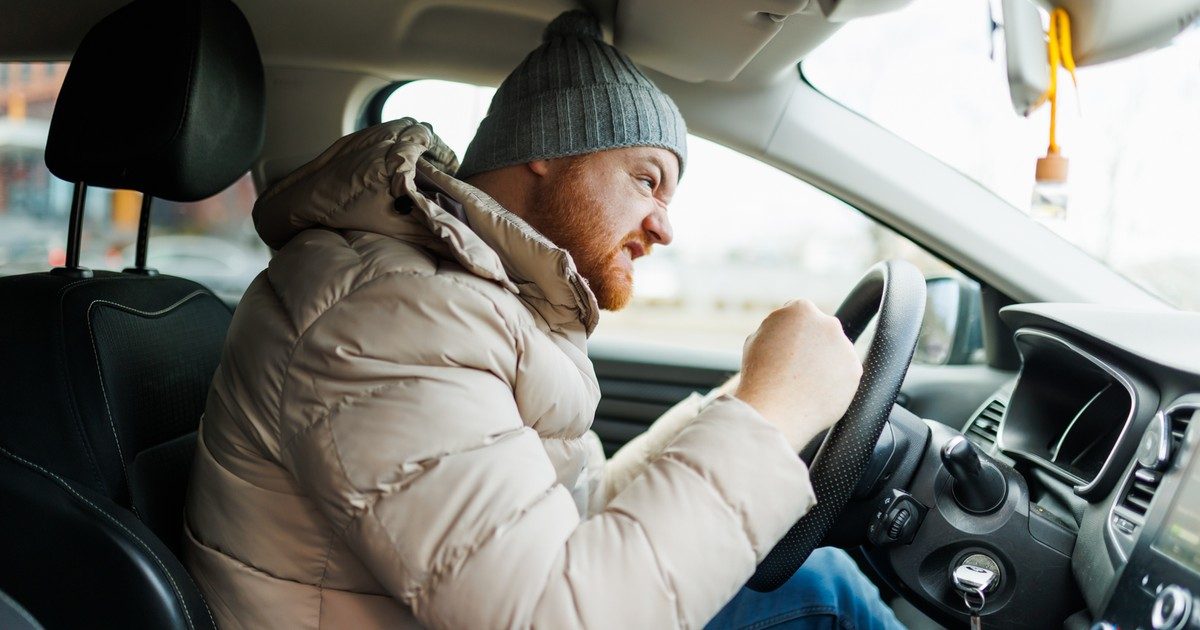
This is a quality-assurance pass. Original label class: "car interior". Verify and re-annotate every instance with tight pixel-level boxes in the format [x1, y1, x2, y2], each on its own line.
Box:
[1, 0, 1199, 629]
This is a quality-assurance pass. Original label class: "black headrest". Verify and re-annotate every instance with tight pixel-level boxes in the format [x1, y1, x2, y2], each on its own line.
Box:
[45, 0, 264, 202]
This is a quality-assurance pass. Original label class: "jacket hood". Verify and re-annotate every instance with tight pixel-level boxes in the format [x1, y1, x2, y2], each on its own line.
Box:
[253, 119, 599, 333]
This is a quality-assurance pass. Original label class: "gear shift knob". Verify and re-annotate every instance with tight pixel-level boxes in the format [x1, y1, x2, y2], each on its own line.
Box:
[941, 436, 1007, 513]
[942, 435, 984, 479]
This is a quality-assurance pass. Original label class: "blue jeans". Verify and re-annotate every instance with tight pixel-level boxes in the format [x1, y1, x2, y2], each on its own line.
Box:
[706, 548, 906, 630]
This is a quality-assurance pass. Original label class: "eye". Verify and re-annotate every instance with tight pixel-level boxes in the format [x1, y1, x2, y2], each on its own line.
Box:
[637, 176, 655, 190]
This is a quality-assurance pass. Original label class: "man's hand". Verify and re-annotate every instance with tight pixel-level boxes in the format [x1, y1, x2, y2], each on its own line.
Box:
[733, 299, 863, 452]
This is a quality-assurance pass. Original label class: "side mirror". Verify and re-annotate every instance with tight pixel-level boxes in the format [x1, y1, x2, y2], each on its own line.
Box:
[914, 276, 983, 365]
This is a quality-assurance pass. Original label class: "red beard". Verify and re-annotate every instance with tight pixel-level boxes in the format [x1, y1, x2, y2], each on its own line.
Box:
[527, 157, 650, 311]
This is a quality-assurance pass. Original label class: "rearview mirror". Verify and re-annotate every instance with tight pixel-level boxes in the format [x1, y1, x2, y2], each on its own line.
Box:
[1001, 0, 1050, 117]
[914, 276, 983, 365]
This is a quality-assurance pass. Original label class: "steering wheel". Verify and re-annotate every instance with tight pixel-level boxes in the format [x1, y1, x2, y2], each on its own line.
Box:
[748, 259, 927, 592]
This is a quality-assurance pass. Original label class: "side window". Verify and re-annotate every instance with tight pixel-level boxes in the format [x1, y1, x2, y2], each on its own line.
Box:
[0, 62, 268, 301]
[380, 80, 970, 358]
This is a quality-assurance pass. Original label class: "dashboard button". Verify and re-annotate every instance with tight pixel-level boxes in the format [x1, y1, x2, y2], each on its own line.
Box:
[868, 490, 927, 547]
[1151, 585, 1192, 630]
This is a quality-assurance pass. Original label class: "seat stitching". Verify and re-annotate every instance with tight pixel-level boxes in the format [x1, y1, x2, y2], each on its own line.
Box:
[85, 289, 212, 516]
[0, 444, 200, 630]
[55, 277, 130, 492]
[48, 274, 220, 495]
[181, 556, 218, 629]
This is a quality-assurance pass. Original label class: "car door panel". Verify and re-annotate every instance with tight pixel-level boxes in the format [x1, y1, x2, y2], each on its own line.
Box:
[590, 340, 735, 455]
[589, 340, 1014, 456]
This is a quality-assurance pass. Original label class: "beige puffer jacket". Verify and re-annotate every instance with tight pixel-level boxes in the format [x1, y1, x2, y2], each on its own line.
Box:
[183, 119, 817, 629]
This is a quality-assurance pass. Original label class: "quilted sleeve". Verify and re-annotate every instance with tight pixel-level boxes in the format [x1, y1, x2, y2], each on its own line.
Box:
[597, 391, 704, 510]
[279, 273, 816, 629]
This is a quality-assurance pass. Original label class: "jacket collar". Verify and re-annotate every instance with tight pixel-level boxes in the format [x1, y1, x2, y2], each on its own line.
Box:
[253, 119, 599, 334]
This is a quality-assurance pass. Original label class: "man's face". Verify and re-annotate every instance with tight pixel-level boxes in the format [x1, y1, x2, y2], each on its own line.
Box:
[527, 146, 678, 311]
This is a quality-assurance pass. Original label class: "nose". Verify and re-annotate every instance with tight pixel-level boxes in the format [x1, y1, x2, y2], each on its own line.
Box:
[642, 207, 673, 246]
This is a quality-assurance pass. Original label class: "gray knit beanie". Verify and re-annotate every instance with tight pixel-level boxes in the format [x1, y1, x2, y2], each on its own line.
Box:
[456, 10, 687, 181]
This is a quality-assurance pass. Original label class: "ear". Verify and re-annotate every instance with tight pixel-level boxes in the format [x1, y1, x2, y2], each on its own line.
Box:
[527, 159, 552, 178]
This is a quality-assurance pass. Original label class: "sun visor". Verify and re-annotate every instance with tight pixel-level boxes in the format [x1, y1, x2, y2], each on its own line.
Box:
[1046, 0, 1200, 66]
[615, 0, 913, 83]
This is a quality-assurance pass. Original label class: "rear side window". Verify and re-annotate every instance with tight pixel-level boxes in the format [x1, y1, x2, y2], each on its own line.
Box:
[0, 61, 267, 301]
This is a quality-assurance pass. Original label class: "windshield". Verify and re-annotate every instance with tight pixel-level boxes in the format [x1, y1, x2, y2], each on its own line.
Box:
[804, 0, 1200, 311]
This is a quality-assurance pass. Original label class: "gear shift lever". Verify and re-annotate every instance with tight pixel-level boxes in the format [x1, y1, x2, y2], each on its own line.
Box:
[941, 436, 1007, 513]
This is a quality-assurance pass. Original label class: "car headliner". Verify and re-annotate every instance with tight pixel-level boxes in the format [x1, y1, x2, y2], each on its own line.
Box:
[1, 0, 841, 87]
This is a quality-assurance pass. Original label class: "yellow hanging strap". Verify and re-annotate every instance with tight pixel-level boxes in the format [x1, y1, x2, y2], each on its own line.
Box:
[1044, 8, 1078, 153]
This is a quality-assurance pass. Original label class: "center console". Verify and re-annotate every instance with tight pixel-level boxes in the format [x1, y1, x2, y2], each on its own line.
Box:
[1097, 402, 1200, 630]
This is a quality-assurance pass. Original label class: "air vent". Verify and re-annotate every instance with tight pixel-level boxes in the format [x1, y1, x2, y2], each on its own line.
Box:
[1169, 408, 1193, 451]
[1116, 407, 1195, 526]
[1112, 404, 1198, 546]
[1118, 467, 1163, 520]
[966, 399, 1005, 449]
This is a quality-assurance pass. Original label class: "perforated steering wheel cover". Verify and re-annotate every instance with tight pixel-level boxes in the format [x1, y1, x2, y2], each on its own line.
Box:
[747, 260, 926, 592]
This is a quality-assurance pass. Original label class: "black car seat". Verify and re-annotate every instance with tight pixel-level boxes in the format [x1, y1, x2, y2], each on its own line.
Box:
[0, 0, 264, 627]
[0, 588, 42, 630]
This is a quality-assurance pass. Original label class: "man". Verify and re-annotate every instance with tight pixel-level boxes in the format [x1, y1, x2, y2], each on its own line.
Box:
[184, 9, 903, 629]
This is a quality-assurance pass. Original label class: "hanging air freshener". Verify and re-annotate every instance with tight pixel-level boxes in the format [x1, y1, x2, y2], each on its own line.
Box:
[1031, 8, 1078, 220]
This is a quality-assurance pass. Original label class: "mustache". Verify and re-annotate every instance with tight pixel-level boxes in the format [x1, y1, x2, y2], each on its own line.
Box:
[618, 232, 654, 259]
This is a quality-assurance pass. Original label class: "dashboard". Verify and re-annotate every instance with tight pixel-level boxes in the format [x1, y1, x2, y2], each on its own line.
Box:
[1100, 398, 1200, 630]
[964, 304, 1200, 629]
[1002, 328, 1143, 495]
